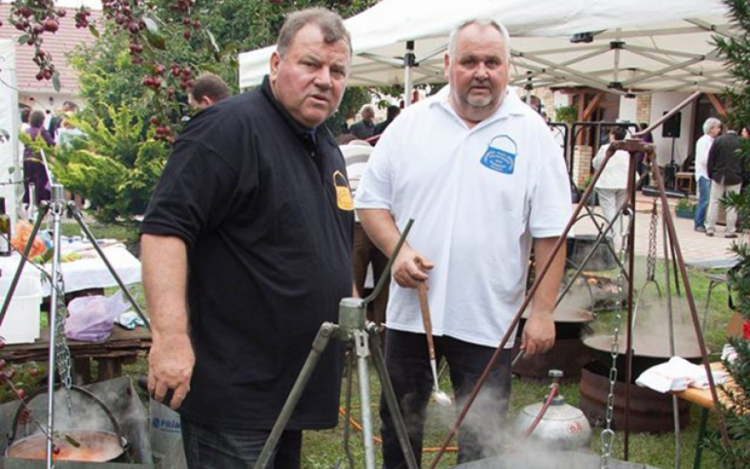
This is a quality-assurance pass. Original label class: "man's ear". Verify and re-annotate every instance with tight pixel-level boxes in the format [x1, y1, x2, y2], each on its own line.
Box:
[444, 53, 450, 81]
[270, 51, 281, 83]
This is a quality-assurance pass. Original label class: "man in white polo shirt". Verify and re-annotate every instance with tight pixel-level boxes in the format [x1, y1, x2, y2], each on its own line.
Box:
[355, 19, 571, 468]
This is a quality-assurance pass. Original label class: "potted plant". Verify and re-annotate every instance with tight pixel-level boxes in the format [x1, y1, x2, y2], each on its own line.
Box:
[555, 105, 578, 125]
[674, 198, 695, 219]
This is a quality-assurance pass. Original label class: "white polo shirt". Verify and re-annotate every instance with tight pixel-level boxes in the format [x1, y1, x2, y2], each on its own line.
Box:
[694, 134, 714, 181]
[355, 85, 572, 348]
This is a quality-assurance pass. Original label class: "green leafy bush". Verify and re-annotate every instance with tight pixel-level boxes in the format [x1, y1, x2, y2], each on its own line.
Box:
[53, 104, 169, 225]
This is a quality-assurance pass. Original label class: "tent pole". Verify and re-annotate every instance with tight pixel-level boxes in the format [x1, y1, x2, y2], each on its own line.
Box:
[404, 41, 415, 107]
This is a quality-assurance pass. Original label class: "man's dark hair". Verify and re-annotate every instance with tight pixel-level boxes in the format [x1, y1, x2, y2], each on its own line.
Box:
[62, 101, 78, 112]
[189, 73, 231, 104]
[20, 108, 30, 124]
[29, 110, 45, 128]
[277, 8, 351, 58]
[386, 105, 400, 121]
[611, 126, 627, 141]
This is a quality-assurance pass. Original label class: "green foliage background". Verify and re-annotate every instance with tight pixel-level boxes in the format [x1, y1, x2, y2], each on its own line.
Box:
[56, 0, 377, 224]
[704, 1, 750, 468]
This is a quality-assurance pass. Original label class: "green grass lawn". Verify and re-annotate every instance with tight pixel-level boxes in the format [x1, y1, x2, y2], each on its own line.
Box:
[2, 220, 740, 468]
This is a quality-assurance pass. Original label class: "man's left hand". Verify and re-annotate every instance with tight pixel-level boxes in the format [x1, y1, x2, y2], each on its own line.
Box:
[521, 312, 555, 355]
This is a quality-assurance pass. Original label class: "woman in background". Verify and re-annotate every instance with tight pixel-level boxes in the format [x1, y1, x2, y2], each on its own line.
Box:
[23, 110, 54, 207]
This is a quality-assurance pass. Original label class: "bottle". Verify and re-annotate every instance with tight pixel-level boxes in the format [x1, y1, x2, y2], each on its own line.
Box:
[0, 197, 11, 256]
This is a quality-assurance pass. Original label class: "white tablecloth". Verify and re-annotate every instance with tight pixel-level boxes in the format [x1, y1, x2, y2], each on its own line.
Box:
[0, 244, 141, 296]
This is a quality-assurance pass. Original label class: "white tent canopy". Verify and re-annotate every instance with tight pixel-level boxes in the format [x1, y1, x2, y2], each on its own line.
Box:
[0, 39, 22, 222]
[238, 0, 736, 95]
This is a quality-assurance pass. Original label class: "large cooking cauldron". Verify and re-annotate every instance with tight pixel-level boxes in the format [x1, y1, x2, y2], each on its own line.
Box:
[583, 334, 705, 380]
[7, 430, 125, 462]
[513, 308, 596, 382]
[5, 385, 129, 463]
[567, 235, 618, 271]
[453, 450, 660, 468]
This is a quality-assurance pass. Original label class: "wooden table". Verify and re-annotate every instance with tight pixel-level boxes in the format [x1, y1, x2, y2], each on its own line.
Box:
[1, 325, 151, 383]
[672, 363, 739, 469]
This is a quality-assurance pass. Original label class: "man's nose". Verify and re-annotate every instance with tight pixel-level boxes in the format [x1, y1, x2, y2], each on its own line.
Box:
[474, 63, 489, 80]
[314, 67, 333, 88]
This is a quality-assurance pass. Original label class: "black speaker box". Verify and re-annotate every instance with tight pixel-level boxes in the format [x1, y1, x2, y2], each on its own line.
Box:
[662, 111, 681, 138]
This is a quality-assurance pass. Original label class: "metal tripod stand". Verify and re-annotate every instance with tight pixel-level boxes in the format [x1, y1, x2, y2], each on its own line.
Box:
[0, 182, 148, 469]
[253, 220, 418, 469]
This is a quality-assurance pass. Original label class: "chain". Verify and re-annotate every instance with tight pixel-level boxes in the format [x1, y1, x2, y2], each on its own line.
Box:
[53, 275, 73, 391]
[49, 199, 73, 393]
[646, 200, 658, 282]
[601, 201, 633, 469]
[600, 275, 623, 469]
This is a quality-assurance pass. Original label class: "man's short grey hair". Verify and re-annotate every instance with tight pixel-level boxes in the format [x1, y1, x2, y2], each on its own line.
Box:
[277, 8, 351, 58]
[361, 105, 374, 119]
[448, 19, 511, 61]
[703, 117, 722, 135]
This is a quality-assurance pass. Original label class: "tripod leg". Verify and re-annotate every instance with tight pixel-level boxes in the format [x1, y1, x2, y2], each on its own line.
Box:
[253, 323, 338, 469]
[0, 203, 50, 327]
[342, 348, 356, 469]
[354, 330, 376, 469]
[67, 202, 149, 327]
[367, 324, 419, 469]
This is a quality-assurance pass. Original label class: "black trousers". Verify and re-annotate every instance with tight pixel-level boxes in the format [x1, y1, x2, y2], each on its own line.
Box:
[380, 329, 512, 469]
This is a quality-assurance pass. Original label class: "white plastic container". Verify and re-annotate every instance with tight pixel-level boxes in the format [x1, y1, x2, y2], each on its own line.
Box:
[0, 258, 43, 344]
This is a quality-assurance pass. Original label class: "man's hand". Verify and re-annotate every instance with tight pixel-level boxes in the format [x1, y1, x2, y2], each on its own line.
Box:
[148, 333, 195, 410]
[391, 245, 434, 289]
[521, 312, 555, 355]
[142, 234, 192, 410]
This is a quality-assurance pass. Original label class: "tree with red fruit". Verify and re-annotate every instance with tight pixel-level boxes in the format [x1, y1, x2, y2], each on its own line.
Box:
[4, 0, 377, 224]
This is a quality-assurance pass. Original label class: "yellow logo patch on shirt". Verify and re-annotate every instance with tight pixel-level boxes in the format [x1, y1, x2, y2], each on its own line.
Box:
[333, 170, 354, 211]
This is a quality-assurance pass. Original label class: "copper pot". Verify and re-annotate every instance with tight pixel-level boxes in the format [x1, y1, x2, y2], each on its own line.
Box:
[6, 430, 125, 462]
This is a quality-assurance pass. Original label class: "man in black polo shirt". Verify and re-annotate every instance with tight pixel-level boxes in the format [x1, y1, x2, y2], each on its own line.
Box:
[140, 8, 354, 468]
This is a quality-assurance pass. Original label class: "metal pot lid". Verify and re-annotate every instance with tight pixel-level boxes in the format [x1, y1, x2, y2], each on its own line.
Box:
[522, 308, 595, 324]
[583, 334, 704, 359]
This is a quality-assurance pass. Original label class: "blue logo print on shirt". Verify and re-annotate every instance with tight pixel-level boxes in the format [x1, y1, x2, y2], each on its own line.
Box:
[480, 135, 517, 175]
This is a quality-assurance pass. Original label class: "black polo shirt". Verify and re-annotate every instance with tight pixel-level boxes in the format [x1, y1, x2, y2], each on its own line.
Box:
[140, 76, 354, 430]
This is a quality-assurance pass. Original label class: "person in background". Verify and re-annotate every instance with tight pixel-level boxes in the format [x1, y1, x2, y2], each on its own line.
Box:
[349, 105, 376, 140]
[140, 9, 354, 469]
[693, 117, 722, 232]
[374, 105, 401, 135]
[592, 126, 631, 247]
[20, 108, 31, 133]
[187, 72, 231, 110]
[706, 124, 743, 238]
[23, 110, 54, 207]
[636, 122, 653, 176]
[48, 101, 78, 137]
[355, 19, 570, 468]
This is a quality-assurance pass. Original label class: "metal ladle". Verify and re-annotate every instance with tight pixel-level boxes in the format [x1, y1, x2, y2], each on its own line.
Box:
[417, 282, 452, 407]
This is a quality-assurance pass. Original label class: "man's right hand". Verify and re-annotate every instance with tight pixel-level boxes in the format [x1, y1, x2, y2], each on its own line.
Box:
[148, 333, 195, 410]
[392, 245, 434, 289]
